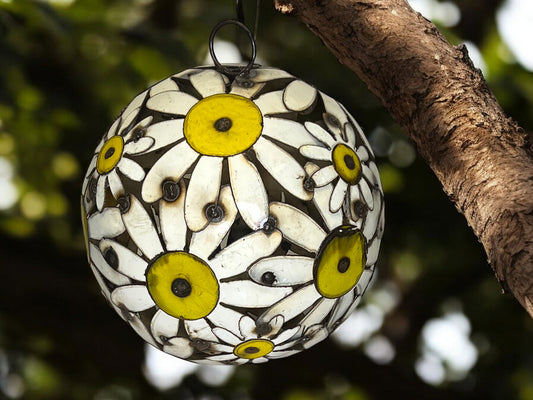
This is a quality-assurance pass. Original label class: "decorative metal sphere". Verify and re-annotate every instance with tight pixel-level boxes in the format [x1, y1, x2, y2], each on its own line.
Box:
[81, 65, 384, 364]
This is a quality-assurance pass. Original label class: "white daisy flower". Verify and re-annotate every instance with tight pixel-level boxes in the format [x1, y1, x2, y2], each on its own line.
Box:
[246, 202, 378, 336]
[88, 184, 292, 360]
[140, 68, 323, 232]
[202, 315, 302, 364]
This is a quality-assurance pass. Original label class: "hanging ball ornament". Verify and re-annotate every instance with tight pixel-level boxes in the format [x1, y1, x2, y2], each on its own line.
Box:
[81, 24, 384, 364]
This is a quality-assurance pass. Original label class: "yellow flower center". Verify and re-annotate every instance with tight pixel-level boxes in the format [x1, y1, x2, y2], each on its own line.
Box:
[332, 144, 361, 184]
[146, 252, 219, 320]
[314, 226, 366, 298]
[184, 94, 263, 156]
[234, 339, 274, 359]
[97, 136, 124, 174]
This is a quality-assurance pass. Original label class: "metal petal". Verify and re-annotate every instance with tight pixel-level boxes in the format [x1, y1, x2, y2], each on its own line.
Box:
[146, 91, 198, 115]
[283, 80, 317, 112]
[228, 153, 268, 230]
[211, 230, 282, 279]
[254, 137, 312, 201]
[190, 69, 226, 97]
[151, 309, 180, 344]
[269, 202, 326, 253]
[185, 156, 223, 232]
[248, 256, 314, 286]
[111, 285, 154, 312]
[89, 243, 131, 286]
[87, 207, 125, 239]
[141, 141, 199, 203]
[304, 122, 336, 149]
[122, 195, 163, 259]
[99, 239, 147, 282]
[219, 281, 292, 308]
[262, 117, 320, 148]
[189, 186, 237, 259]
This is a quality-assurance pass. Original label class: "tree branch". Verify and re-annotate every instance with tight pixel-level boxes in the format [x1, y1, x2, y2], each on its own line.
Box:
[274, 0, 533, 316]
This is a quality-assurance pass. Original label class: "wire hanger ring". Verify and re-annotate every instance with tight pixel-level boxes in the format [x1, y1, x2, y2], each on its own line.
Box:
[209, 19, 257, 77]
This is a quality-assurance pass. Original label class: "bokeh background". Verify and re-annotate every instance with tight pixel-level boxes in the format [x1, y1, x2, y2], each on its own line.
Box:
[1, 0, 532, 399]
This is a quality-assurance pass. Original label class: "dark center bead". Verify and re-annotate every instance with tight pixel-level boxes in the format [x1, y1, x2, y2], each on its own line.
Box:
[261, 271, 276, 285]
[344, 154, 356, 170]
[205, 204, 224, 222]
[353, 200, 367, 218]
[303, 177, 316, 191]
[131, 127, 146, 142]
[162, 180, 180, 202]
[337, 256, 350, 273]
[171, 278, 192, 298]
[244, 346, 260, 354]
[262, 216, 277, 234]
[214, 117, 232, 132]
[104, 147, 115, 159]
[117, 195, 130, 213]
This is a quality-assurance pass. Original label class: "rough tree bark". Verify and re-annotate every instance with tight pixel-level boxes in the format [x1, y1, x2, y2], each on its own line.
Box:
[273, 0, 533, 316]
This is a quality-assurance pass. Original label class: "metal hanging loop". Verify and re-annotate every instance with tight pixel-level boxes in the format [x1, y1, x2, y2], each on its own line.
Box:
[209, 19, 257, 77]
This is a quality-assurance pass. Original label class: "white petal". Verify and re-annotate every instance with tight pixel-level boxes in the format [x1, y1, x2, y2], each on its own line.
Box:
[257, 284, 321, 325]
[144, 119, 185, 153]
[262, 117, 320, 148]
[265, 315, 285, 338]
[89, 243, 131, 286]
[356, 145, 370, 162]
[211, 230, 282, 279]
[304, 122, 336, 149]
[190, 69, 226, 97]
[328, 291, 355, 329]
[363, 199, 381, 241]
[124, 137, 155, 154]
[283, 80, 317, 112]
[129, 316, 158, 348]
[206, 353, 239, 363]
[303, 162, 320, 176]
[213, 328, 242, 346]
[107, 171, 124, 199]
[321, 92, 348, 139]
[299, 145, 331, 161]
[254, 137, 312, 201]
[189, 186, 237, 259]
[329, 179, 348, 213]
[111, 285, 154, 312]
[228, 153, 268, 230]
[118, 157, 145, 181]
[87, 207, 125, 239]
[299, 297, 336, 328]
[345, 122, 356, 148]
[99, 239, 147, 281]
[159, 182, 187, 251]
[311, 165, 338, 187]
[238, 316, 257, 339]
[312, 182, 343, 231]
[149, 78, 179, 96]
[369, 161, 383, 191]
[207, 305, 244, 334]
[122, 195, 163, 259]
[100, 119, 120, 150]
[219, 281, 292, 308]
[96, 175, 107, 211]
[122, 91, 147, 122]
[366, 238, 381, 267]
[272, 326, 299, 344]
[146, 91, 198, 115]
[253, 90, 288, 115]
[141, 141, 199, 203]
[230, 82, 265, 97]
[248, 256, 313, 286]
[302, 326, 328, 349]
[359, 175, 374, 210]
[269, 202, 326, 253]
[151, 309, 180, 344]
[267, 349, 301, 359]
[185, 156, 223, 232]
[253, 68, 294, 82]
[184, 319, 218, 342]
[164, 337, 194, 358]
[120, 107, 141, 135]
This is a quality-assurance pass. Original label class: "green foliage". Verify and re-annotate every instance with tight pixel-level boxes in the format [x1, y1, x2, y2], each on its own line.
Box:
[0, 1, 532, 399]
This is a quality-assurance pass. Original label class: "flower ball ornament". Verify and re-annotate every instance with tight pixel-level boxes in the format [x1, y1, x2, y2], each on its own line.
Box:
[81, 65, 384, 365]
